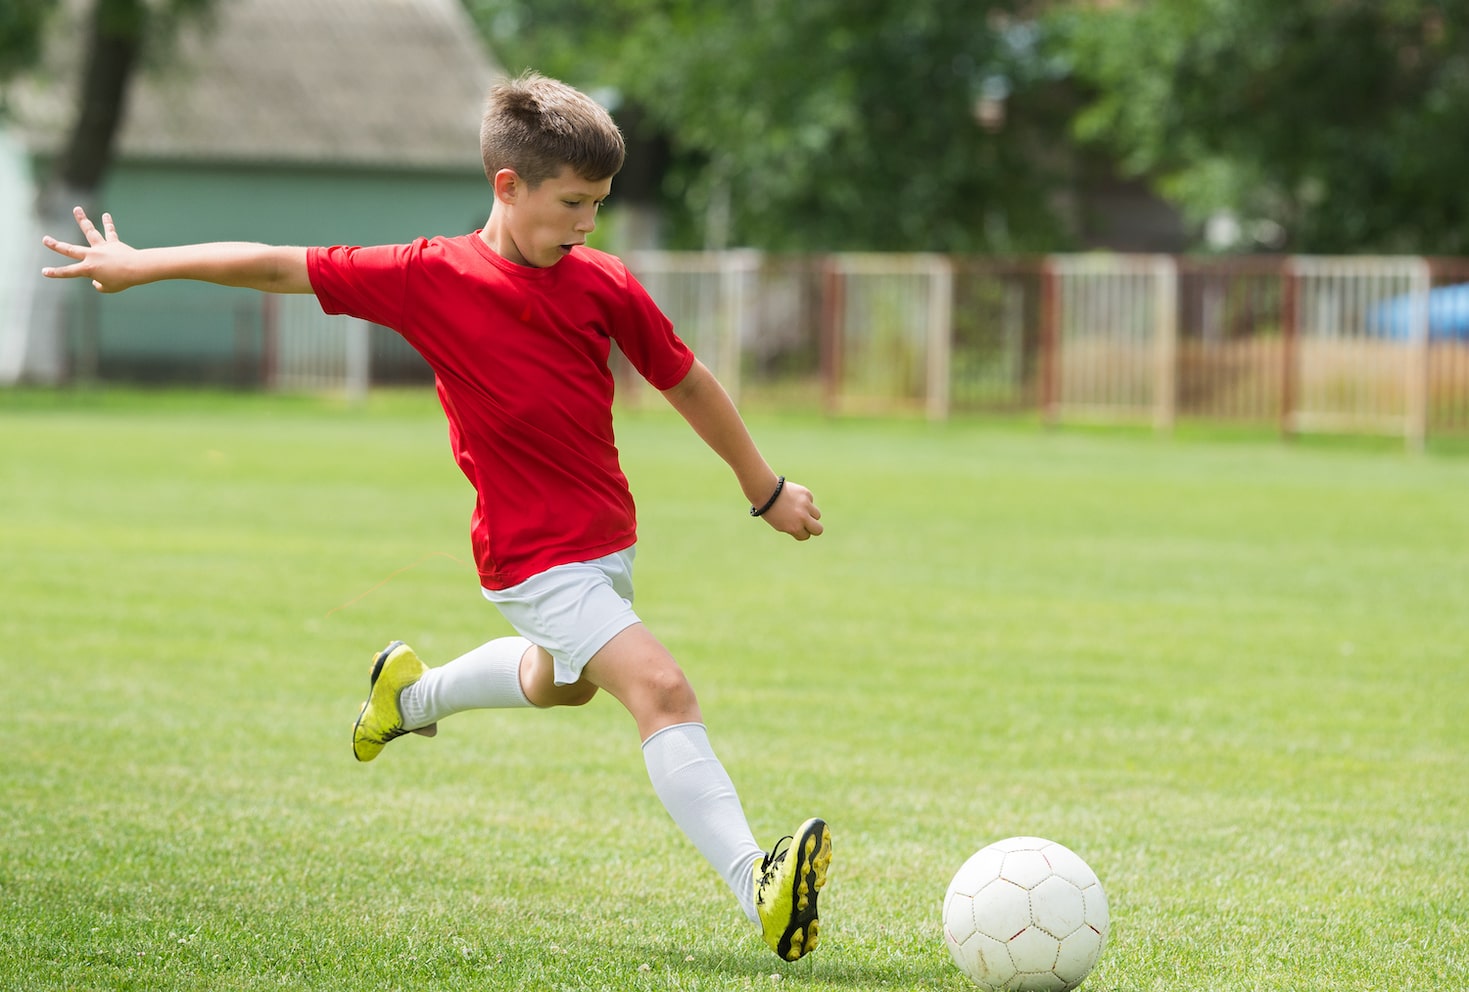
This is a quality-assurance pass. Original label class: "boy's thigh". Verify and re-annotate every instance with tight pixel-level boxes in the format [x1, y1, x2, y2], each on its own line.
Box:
[482, 547, 639, 686]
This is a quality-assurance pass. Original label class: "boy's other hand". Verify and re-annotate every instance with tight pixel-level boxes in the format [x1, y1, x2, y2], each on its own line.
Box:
[763, 480, 823, 541]
[41, 206, 139, 293]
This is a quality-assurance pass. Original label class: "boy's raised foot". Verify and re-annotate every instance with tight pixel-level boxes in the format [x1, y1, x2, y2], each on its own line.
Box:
[352, 640, 437, 762]
[755, 817, 832, 961]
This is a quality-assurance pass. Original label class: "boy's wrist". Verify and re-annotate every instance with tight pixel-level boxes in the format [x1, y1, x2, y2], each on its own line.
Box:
[749, 476, 785, 517]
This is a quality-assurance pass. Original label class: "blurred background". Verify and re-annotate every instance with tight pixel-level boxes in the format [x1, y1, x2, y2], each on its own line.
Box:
[2, 0, 1468, 446]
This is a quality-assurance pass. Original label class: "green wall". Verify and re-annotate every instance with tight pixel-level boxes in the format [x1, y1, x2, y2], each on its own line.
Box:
[69, 161, 490, 381]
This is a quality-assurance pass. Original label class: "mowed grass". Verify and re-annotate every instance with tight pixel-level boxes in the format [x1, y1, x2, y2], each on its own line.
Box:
[2, 390, 1466, 992]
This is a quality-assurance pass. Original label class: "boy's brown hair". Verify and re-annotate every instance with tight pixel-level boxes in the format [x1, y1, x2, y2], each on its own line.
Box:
[480, 71, 625, 186]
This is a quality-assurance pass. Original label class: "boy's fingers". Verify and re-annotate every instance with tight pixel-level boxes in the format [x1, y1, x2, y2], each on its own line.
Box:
[102, 212, 118, 241]
[70, 206, 105, 246]
[40, 236, 82, 260]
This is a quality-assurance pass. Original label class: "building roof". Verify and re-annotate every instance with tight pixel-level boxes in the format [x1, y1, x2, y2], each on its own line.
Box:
[6, 0, 502, 172]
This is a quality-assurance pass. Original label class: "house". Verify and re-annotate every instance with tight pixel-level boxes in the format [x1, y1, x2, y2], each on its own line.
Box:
[0, 0, 502, 384]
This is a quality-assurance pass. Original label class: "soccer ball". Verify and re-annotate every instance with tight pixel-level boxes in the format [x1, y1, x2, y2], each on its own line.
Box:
[942, 836, 1109, 991]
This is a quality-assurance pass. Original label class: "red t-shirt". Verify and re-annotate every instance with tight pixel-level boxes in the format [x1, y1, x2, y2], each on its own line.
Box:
[307, 235, 695, 589]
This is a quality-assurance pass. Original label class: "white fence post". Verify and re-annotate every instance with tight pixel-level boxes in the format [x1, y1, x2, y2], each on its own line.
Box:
[1288, 256, 1426, 446]
[1153, 255, 1178, 433]
[1047, 253, 1177, 431]
[824, 253, 953, 417]
[927, 255, 954, 422]
[1405, 258, 1431, 453]
[626, 250, 758, 404]
[268, 296, 373, 398]
[345, 317, 371, 406]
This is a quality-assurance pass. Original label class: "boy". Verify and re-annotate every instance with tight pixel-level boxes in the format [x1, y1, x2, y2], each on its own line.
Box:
[41, 71, 832, 963]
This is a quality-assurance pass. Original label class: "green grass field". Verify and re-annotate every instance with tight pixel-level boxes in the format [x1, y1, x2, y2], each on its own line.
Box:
[2, 390, 1466, 992]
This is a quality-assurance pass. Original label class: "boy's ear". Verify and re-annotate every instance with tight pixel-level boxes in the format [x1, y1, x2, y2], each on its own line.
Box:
[493, 168, 522, 204]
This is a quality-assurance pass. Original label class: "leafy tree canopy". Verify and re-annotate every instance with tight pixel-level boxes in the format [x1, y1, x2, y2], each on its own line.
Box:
[467, 0, 1068, 252]
[10, 1, 1468, 255]
[0, 0, 52, 84]
[1051, 0, 1469, 254]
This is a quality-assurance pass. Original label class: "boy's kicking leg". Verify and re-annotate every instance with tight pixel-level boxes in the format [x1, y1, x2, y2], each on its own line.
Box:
[350, 623, 832, 959]
[353, 636, 533, 761]
[582, 624, 833, 961]
[353, 634, 605, 762]
[349, 552, 831, 959]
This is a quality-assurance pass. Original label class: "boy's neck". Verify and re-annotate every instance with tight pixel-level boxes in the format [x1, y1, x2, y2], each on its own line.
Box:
[479, 215, 532, 268]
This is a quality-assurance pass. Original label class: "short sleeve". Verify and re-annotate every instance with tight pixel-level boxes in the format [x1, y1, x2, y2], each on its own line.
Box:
[307, 242, 419, 330]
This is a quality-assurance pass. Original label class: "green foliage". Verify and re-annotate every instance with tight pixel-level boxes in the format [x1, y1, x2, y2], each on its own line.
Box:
[1052, 0, 1469, 254]
[0, 0, 53, 84]
[0, 0, 212, 82]
[468, 0, 1067, 252]
[2, 391, 1468, 990]
[470, 0, 1469, 254]
[16, 2, 1469, 255]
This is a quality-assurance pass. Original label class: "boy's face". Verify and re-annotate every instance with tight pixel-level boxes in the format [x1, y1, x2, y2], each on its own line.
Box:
[491, 165, 611, 268]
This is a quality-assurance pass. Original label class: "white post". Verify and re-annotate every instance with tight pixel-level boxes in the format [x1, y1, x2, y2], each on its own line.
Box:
[345, 317, 371, 406]
[1405, 259, 1431, 454]
[926, 254, 954, 422]
[719, 250, 760, 406]
[1153, 255, 1178, 433]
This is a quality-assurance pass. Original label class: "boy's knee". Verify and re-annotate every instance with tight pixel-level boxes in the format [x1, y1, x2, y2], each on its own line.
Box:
[640, 664, 697, 714]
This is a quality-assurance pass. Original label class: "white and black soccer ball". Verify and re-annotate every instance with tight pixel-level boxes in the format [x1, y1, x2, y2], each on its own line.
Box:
[942, 836, 1109, 991]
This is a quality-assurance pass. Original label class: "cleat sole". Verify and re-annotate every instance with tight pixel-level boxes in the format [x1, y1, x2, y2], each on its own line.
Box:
[770, 818, 832, 961]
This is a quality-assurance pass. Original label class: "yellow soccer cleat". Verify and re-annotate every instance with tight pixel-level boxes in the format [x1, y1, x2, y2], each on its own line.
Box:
[754, 817, 833, 961]
[351, 640, 435, 762]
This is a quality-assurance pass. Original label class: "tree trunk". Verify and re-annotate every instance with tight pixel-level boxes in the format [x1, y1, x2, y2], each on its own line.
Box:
[3, 0, 145, 384]
[57, 0, 146, 192]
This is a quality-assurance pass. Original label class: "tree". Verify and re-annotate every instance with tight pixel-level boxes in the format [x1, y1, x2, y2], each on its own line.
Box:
[467, 0, 1071, 252]
[1050, 0, 1469, 254]
[0, 0, 51, 81]
[3, 0, 210, 384]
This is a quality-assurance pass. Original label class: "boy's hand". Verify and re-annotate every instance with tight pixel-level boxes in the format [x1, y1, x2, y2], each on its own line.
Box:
[761, 479, 824, 541]
[40, 207, 312, 294]
[41, 207, 141, 293]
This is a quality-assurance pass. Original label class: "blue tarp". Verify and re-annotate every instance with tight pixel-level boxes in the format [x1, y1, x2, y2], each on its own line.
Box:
[1371, 282, 1469, 341]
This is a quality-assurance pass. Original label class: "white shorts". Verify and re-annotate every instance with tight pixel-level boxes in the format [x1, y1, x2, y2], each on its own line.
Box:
[481, 546, 641, 686]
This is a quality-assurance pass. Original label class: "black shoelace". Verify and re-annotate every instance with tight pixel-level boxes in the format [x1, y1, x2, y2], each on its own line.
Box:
[759, 835, 794, 882]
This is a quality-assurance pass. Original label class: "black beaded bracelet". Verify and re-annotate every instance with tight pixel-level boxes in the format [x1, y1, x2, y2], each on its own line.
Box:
[750, 476, 786, 517]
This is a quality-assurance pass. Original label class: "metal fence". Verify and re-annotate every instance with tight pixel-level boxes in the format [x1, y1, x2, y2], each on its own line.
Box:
[1046, 254, 1178, 430]
[624, 251, 1469, 449]
[44, 252, 1469, 447]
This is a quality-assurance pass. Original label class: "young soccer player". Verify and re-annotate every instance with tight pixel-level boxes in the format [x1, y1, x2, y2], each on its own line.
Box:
[41, 71, 832, 962]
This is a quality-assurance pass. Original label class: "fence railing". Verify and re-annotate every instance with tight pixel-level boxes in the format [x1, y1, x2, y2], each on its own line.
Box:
[623, 251, 1469, 450]
[48, 252, 1469, 448]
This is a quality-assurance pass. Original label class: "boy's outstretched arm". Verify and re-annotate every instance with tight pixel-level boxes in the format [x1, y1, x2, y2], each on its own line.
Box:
[661, 358, 824, 541]
[41, 207, 311, 295]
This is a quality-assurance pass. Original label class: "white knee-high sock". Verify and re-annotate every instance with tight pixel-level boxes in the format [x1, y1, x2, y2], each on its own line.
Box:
[642, 722, 764, 923]
[399, 636, 534, 729]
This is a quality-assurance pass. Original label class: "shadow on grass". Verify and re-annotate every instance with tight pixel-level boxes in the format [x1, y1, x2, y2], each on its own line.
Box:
[661, 944, 961, 990]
